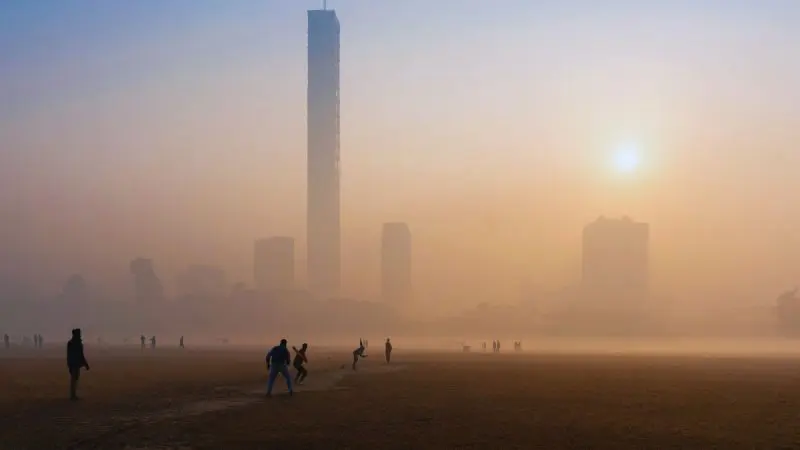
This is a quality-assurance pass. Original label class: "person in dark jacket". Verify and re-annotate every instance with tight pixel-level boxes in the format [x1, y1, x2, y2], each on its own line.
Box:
[265, 339, 293, 397]
[67, 328, 90, 400]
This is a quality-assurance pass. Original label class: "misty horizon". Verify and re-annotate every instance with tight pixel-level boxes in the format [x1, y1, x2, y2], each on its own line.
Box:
[2, 1, 799, 315]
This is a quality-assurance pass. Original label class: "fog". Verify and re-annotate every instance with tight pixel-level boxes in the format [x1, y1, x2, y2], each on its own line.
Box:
[2, 1, 800, 346]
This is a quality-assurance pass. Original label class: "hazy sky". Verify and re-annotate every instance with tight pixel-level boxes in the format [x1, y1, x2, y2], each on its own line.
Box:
[1, 0, 799, 307]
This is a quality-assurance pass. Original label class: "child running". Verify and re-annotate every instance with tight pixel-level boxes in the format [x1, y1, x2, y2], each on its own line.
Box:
[292, 343, 309, 384]
[352, 339, 368, 371]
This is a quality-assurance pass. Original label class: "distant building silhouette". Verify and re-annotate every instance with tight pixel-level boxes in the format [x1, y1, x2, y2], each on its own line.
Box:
[307, 8, 341, 298]
[130, 258, 164, 303]
[381, 222, 412, 303]
[62, 274, 89, 302]
[177, 265, 227, 297]
[776, 287, 800, 335]
[581, 216, 649, 303]
[254, 237, 295, 292]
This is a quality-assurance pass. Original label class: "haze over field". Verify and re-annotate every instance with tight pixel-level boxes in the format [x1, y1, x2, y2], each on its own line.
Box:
[1, 1, 800, 337]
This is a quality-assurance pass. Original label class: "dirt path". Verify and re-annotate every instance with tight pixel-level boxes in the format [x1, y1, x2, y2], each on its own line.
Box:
[107, 364, 406, 450]
[119, 363, 406, 425]
[4, 362, 407, 449]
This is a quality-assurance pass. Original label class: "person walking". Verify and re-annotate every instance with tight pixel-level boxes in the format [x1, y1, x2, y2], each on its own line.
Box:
[67, 328, 90, 400]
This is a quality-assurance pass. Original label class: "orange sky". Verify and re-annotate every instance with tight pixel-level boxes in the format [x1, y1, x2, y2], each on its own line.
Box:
[1, 1, 799, 309]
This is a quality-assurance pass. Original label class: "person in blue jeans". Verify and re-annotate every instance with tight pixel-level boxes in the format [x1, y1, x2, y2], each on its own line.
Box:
[266, 339, 293, 397]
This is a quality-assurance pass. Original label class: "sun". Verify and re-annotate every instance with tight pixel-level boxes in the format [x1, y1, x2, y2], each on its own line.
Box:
[611, 144, 641, 174]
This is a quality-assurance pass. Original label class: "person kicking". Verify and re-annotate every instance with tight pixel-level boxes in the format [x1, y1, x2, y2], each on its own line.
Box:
[292, 343, 309, 385]
[352, 339, 368, 371]
[266, 339, 293, 397]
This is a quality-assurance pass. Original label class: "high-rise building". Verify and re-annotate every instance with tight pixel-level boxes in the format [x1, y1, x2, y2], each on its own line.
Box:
[381, 222, 412, 303]
[581, 216, 649, 303]
[130, 258, 164, 303]
[307, 8, 341, 297]
[254, 237, 295, 292]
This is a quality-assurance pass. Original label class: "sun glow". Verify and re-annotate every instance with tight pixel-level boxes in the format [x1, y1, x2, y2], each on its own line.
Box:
[611, 144, 641, 174]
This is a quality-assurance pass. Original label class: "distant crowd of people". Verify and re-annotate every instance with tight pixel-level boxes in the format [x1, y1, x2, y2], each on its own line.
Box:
[478, 340, 523, 353]
[3, 333, 46, 349]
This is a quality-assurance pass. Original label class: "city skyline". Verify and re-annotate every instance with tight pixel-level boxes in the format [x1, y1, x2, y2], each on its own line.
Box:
[1, 1, 799, 309]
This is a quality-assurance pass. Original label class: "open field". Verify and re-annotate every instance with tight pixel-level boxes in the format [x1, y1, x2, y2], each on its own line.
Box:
[3, 347, 800, 449]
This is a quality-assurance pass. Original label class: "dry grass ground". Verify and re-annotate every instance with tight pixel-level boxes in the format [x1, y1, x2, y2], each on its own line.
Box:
[3, 348, 800, 449]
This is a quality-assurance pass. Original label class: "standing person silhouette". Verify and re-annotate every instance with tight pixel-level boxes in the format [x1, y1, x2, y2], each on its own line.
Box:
[266, 339, 293, 397]
[292, 343, 309, 384]
[384, 338, 393, 364]
[67, 328, 90, 400]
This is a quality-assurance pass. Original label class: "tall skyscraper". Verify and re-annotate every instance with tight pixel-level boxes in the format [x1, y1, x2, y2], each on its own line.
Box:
[307, 8, 341, 297]
[581, 216, 649, 303]
[381, 222, 412, 303]
[254, 237, 295, 292]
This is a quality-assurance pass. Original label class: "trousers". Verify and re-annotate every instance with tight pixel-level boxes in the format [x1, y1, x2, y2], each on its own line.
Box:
[267, 364, 293, 394]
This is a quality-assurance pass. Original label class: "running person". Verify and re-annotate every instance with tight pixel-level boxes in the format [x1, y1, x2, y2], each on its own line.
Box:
[352, 340, 367, 371]
[292, 343, 309, 384]
[266, 339, 293, 397]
